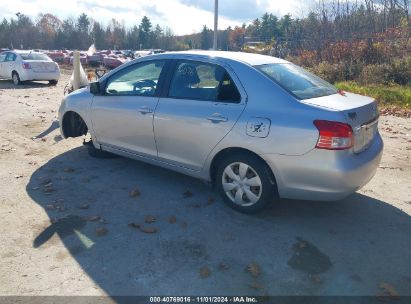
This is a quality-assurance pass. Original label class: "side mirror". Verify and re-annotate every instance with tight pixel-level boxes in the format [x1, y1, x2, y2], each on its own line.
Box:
[90, 81, 101, 95]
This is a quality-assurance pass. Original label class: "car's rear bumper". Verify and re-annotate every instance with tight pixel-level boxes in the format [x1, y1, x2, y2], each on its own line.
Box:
[261, 132, 383, 201]
[19, 70, 60, 82]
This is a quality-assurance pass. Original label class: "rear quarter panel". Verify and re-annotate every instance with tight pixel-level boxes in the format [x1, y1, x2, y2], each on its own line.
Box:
[201, 62, 347, 178]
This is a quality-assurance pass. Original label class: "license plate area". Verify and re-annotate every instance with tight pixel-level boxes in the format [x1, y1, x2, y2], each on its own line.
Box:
[354, 119, 378, 153]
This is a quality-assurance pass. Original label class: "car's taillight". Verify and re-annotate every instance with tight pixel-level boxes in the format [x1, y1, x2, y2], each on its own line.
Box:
[22, 63, 31, 69]
[313, 120, 354, 150]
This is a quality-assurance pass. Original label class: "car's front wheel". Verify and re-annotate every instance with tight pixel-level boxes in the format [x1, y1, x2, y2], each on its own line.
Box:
[12, 72, 21, 85]
[215, 152, 277, 213]
[49, 80, 58, 86]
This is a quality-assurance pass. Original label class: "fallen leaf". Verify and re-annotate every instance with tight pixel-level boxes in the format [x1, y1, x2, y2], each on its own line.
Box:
[223, 234, 234, 241]
[140, 226, 158, 234]
[183, 190, 193, 198]
[144, 215, 156, 223]
[328, 229, 337, 235]
[199, 267, 211, 278]
[128, 222, 141, 229]
[246, 262, 261, 277]
[41, 138, 47, 142]
[218, 262, 229, 271]
[14, 175, 23, 179]
[379, 282, 399, 297]
[95, 227, 108, 236]
[207, 197, 215, 205]
[43, 186, 55, 193]
[298, 240, 307, 249]
[129, 188, 141, 197]
[350, 274, 363, 282]
[39, 178, 51, 185]
[88, 215, 101, 221]
[311, 275, 322, 284]
[249, 282, 263, 290]
[169, 216, 177, 224]
[187, 203, 201, 208]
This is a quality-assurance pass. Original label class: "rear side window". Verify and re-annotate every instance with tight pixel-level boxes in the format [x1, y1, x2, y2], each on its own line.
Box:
[20, 53, 50, 61]
[0, 53, 6, 62]
[169, 60, 241, 103]
[256, 63, 337, 100]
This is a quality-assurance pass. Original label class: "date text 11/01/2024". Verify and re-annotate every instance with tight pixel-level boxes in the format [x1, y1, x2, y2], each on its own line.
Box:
[149, 296, 258, 303]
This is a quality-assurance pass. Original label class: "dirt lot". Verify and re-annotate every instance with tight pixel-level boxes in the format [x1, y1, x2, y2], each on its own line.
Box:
[0, 72, 410, 297]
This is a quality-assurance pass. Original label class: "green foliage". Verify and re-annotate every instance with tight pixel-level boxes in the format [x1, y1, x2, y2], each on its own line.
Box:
[335, 82, 411, 107]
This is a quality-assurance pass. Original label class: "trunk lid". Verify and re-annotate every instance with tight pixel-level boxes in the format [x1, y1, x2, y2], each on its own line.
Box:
[301, 92, 379, 153]
[25, 60, 57, 73]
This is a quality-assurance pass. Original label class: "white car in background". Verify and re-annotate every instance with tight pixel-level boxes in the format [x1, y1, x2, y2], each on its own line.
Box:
[0, 50, 60, 85]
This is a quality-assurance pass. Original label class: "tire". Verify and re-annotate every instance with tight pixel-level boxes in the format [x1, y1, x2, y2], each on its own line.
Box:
[84, 140, 118, 159]
[215, 152, 277, 214]
[49, 80, 58, 86]
[12, 72, 21, 85]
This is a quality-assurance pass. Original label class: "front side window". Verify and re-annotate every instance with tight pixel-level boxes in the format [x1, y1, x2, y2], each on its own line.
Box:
[169, 60, 241, 102]
[256, 63, 337, 100]
[105, 60, 165, 96]
[5, 53, 17, 62]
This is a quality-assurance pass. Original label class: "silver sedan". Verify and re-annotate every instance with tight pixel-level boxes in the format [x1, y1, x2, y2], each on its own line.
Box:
[59, 51, 383, 213]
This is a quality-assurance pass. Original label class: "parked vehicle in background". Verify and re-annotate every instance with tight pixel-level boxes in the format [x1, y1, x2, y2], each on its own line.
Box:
[134, 49, 165, 58]
[134, 50, 151, 58]
[59, 51, 383, 213]
[0, 50, 60, 85]
[69, 52, 87, 65]
[0, 48, 9, 54]
[46, 50, 65, 63]
[102, 54, 130, 69]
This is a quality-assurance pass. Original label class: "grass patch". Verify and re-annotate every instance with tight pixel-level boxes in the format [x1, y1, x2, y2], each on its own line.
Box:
[335, 81, 411, 108]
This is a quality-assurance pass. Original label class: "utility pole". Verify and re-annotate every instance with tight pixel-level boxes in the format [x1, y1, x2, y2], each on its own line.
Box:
[213, 0, 218, 50]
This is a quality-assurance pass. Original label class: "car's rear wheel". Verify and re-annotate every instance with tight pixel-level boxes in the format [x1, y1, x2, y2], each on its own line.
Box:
[215, 152, 277, 213]
[12, 72, 21, 85]
[49, 80, 58, 86]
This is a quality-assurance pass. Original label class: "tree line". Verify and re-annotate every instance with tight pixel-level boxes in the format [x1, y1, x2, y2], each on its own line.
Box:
[0, 0, 409, 58]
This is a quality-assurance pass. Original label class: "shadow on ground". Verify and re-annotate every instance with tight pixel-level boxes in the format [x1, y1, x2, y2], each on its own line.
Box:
[26, 145, 411, 296]
[0, 79, 53, 89]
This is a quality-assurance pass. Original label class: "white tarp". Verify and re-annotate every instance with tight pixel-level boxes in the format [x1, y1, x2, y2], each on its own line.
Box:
[69, 51, 89, 90]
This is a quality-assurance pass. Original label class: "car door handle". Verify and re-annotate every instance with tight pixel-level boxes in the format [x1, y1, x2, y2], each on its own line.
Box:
[207, 114, 228, 123]
[138, 106, 153, 114]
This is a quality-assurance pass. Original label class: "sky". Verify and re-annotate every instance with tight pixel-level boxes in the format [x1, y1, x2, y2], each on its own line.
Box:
[1, 0, 317, 35]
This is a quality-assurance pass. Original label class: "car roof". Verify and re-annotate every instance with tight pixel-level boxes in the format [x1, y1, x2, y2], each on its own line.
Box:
[154, 50, 289, 66]
[10, 50, 45, 54]
[101, 51, 290, 82]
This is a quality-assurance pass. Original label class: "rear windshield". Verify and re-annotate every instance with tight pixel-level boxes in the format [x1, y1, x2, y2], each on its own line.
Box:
[255, 63, 337, 100]
[20, 53, 50, 61]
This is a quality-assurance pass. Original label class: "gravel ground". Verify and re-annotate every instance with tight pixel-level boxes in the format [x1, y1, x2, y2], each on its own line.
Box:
[0, 73, 410, 297]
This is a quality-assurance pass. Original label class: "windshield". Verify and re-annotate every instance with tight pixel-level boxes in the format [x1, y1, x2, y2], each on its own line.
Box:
[255, 63, 337, 100]
[20, 53, 50, 61]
